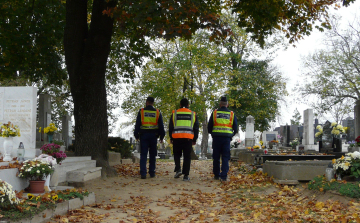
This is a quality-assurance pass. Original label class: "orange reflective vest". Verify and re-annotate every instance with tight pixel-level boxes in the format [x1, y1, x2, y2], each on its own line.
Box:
[172, 108, 195, 139]
[140, 108, 160, 130]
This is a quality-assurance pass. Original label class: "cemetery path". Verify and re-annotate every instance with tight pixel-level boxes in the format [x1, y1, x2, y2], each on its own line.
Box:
[49, 161, 360, 222]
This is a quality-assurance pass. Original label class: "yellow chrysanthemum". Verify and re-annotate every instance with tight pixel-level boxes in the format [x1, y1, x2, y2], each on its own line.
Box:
[331, 122, 337, 127]
[52, 194, 58, 201]
[332, 159, 336, 164]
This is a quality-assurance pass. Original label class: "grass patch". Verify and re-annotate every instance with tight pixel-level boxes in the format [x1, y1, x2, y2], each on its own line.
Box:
[308, 176, 360, 198]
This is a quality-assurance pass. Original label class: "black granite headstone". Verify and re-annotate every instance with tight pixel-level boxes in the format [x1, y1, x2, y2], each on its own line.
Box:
[321, 121, 333, 152]
[283, 125, 290, 147]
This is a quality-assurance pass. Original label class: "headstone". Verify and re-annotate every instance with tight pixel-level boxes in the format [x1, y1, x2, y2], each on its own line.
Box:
[321, 121, 333, 152]
[62, 113, 72, 149]
[355, 100, 360, 140]
[245, 115, 255, 147]
[0, 87, 37, 158]
[261, 131, 278, 144]
[342, 117, 355, 142]
[283, 125, 290, 147]
[38, 94, 52, 142]
[290, 125, 299, 141]
[303, 109, 317, 151]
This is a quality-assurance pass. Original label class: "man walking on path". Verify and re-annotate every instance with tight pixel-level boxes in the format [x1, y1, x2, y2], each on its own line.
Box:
[169, 98, 199, 181]
[134, 96, 165, 179]
[208, 96, 238, 182]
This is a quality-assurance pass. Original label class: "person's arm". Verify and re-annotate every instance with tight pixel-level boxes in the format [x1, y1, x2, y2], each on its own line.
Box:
[207, 112, 214, 134]
[232, 115, 238, 137]
[158, 112, 165, 142]
[193, 114, 199, 143]
[134, 110, 141, 140]
[169, 113, 174, 142]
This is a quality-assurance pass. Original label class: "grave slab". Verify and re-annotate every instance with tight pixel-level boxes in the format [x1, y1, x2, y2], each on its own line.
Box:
[83, 192, 96, 206]
[121, 158, 133, 164]
[263, 160, 331, 181]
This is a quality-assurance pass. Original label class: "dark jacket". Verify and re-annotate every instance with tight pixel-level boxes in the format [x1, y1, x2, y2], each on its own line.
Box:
[208, 106, 238, 138]
[134, 105, 165, 140]
[169, 108, 199, 143]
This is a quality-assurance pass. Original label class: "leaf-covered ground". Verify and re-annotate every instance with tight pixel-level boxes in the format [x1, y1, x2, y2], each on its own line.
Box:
[49, 160, 360, 222]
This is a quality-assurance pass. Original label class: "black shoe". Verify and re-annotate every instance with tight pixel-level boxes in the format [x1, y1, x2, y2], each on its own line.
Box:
[150, 175, 155, 178]
[213, 176, 220, 180]
[141, 175, 146, 179]
[183, 175, 190, 181]
[174, 171, 182, 178]
[220, 178, 228, 182]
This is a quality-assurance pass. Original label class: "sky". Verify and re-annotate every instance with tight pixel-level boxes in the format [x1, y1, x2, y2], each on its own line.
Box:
[115, 1, 360, 140]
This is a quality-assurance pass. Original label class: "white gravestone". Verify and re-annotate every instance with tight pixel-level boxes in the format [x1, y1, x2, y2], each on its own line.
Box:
[303, 109, 317, 151]
[245, 115, 255, 147]
[0, 87, 37, 159]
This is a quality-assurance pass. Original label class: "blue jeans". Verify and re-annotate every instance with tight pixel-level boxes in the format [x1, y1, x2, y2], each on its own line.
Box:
[212, 137, 231, 180]
[140, 133, 158, 176]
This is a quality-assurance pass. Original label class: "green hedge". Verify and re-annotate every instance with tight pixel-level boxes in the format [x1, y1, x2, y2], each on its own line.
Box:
[108, 137, 132, 158]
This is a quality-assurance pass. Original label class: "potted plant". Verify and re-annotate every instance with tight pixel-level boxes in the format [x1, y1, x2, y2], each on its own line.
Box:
[18, 159, 54, 193]
[39, 123, 58, 143]
[0, 121, 21, 161]
[40, 143, 67, 165]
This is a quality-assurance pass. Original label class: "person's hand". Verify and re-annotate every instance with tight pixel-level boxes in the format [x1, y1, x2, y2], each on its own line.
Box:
[192, 141, 196, 146]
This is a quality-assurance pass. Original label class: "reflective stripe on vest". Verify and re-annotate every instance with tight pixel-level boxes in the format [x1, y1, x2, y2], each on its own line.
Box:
[172, 108, 195, 139]
[212, 110, 234, 134]
[140, 108, 159, 129]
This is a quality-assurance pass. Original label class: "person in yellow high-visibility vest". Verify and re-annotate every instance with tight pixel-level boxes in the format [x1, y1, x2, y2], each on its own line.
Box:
[208, 96, 238, 182]
[134, 97, 165, 179]
[169, 98, 199, 181]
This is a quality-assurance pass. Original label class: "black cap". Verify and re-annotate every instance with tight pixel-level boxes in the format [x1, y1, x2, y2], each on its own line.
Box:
[220, 96, 227, 102]
[146, 97, 154, 103]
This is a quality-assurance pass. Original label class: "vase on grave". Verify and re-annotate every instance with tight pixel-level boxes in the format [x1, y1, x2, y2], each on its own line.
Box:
[47, 134, 53, 143]
[3, 137, 14, 161]
[333, 137, 342, 152]
[29, 180, 45, 193]
[50, 167, 59, 188]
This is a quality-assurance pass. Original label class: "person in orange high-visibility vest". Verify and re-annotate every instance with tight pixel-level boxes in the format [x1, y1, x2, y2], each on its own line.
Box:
[134, 97, 165, 179]
[208, 96, 238, 182]
[169, 98, 199, 181]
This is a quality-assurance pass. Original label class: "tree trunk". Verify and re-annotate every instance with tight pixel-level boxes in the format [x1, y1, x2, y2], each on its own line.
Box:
[64, 0, 117, 177]
[201, 110, 208, 157]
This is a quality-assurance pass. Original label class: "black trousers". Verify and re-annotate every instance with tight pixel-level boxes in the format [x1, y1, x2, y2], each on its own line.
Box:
[173, 138, 192, 176]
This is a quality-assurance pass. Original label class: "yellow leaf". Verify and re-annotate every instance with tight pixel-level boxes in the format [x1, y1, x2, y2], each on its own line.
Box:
[315, 202, 324, 209]
[305, 209, 309, 215]
[209, 213, 216, 217]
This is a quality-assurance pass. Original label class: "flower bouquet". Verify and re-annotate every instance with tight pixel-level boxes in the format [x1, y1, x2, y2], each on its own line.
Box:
[331, 122, 345, 138]
[315, 125, 323, 139]
[0, 180, 20, 209]
[253, 145, 260, 149]
[332, 152, 360, 179]
[40, 143, 67, 164]
[0, 122, 20, 137]
[289, 138, 299, 147]
[18, 159, 54, 181]
[39, 123, 58, 135]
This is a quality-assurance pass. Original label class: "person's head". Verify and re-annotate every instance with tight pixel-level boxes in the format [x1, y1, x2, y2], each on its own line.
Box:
[180, 98, 189, 108]
[219, 96, 228, 107]
[146, 96, 154, 106]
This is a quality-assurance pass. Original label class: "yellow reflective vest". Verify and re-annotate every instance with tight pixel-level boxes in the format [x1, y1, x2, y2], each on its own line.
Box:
[140, 108, 159, 130]
[172, 108, 195, 139]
